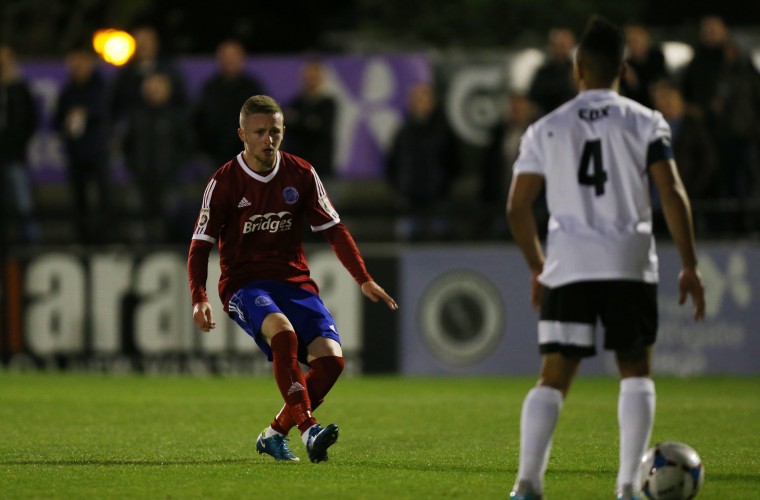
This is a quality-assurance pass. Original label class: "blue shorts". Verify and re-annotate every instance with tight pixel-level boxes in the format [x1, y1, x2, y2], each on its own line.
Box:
[228, 280, 340, 364]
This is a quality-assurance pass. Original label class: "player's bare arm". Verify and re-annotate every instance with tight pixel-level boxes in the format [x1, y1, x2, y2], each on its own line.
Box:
[650, 159, 706, 320]
[507, 172, 546, 310]
[361, 281, 398, 310]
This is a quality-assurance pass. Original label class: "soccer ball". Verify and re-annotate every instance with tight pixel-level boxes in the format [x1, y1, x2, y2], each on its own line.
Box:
[639, 441, 704, 499]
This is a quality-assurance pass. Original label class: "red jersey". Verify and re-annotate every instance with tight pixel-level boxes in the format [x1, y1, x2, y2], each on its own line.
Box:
[187, 151, 371, 309]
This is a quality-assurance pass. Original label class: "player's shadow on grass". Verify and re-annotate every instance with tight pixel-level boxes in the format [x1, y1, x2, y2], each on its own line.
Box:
[0, 458, 253, 466]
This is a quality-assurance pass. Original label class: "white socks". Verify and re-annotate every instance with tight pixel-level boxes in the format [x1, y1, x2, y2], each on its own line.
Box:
[265, 423, 316, 446]
[263, 425, 281, 438]
[617, 377, 656, 491]
[516, 386, 564, 493]
[515, 378, 655, 494]
[302, 424, 317, 446]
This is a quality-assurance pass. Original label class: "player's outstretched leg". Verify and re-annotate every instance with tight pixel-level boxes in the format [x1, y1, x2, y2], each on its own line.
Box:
[271, 356, 345, 434]
[270, 330, 317, 431]
[269, 356, 344, 462]
[256, 427, 299, 461]
[304, 423, 339, 463]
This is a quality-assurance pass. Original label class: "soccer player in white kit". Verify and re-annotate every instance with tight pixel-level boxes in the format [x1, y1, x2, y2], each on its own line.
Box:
[506, 16, 705, 500]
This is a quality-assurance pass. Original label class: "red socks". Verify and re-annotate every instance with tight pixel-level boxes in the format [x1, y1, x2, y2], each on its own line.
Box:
[270, 330, 316, 433]
[271, 355, 345, 434]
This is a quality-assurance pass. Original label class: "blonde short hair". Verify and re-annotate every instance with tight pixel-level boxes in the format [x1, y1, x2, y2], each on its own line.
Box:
[239, 95, 283, 127]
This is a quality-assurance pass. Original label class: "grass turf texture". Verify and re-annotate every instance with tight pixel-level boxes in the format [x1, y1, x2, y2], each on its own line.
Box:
[1, 374, 758, 499]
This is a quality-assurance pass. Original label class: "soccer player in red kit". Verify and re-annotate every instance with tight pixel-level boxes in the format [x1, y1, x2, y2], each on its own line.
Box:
[188, 95, 398, 463]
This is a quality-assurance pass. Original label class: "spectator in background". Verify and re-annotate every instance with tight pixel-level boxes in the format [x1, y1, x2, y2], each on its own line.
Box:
[53, 47, 112, 245]
[480, 93, 536, 239]
[528, 28, 577, 117]
[711, 38, 760, 204]
[195, 40, 266, 167]
[109, 25, 187, 126]
[386, 82, 458, 241]
[681, 16, 760, 234]
[681, 15, 729, 128]
[283, 61, 338, 186]
[123, 72, 191, 243]
[0, 44, 40, 244]
[620, 23, 668, 109]
[650, 78, 719, 234]
[650, 79, 719, 200]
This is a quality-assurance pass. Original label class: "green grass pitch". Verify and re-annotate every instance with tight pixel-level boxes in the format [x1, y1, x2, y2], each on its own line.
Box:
[1, 373, 758, 499]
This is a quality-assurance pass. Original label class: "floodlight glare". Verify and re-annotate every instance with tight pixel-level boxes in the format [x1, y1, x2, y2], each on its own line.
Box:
[92, 29, 135, 66]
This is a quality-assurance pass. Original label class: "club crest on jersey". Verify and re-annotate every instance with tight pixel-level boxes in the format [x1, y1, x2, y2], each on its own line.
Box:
[254, 295, 273, 307]
[282, 186, 299, 204]
[243, 211, 293, 234]
[197, 208, 210, 227]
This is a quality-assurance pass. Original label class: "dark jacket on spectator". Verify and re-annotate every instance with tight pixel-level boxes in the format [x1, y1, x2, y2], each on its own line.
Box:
[386, 108, 457, 208]
[195, 73, 265, 166]
[53, 70, 109, 165]
[283, 94, 337, 178]
[669, 108, 719, 199]
[0, 80, 37, 165]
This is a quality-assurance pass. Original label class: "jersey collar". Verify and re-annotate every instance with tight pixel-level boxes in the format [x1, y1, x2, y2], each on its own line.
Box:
[236, 151, 281, 182]
[578, 88, 617, 101]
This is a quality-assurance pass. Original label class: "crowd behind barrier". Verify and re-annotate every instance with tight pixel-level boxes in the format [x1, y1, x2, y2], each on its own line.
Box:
[2, 16, 759, 247]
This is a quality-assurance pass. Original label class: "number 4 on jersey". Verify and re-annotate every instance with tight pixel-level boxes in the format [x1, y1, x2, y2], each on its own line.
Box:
[577, 139, 607, 196]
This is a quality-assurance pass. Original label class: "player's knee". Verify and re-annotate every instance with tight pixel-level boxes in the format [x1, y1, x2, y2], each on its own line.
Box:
[324, 355, 345, 377]
[615, 346, 651, 377]
[261, 313, 294, 341]
[270, 329, 299, 356]
[307, 337, 343, 360]
[537, 377, 572, 397]
[538, 352, 580, 395]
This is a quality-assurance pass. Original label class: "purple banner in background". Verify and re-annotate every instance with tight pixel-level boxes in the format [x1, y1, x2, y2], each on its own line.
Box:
[21, 53, 431, 183]
[400, 243, 760, 376]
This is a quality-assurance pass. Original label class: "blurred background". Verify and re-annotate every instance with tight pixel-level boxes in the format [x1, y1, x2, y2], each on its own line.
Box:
[2, 0, 759, 376]
[3, 0, 760, 244]
[2, 0, 756, 55]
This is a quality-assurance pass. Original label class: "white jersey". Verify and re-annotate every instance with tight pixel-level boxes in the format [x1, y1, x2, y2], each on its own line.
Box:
[513, 89, 674, 287]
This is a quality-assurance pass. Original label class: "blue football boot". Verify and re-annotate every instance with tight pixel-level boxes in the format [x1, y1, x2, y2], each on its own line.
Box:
[306, 423, 339, 463]
[256, 430, 299, 461]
